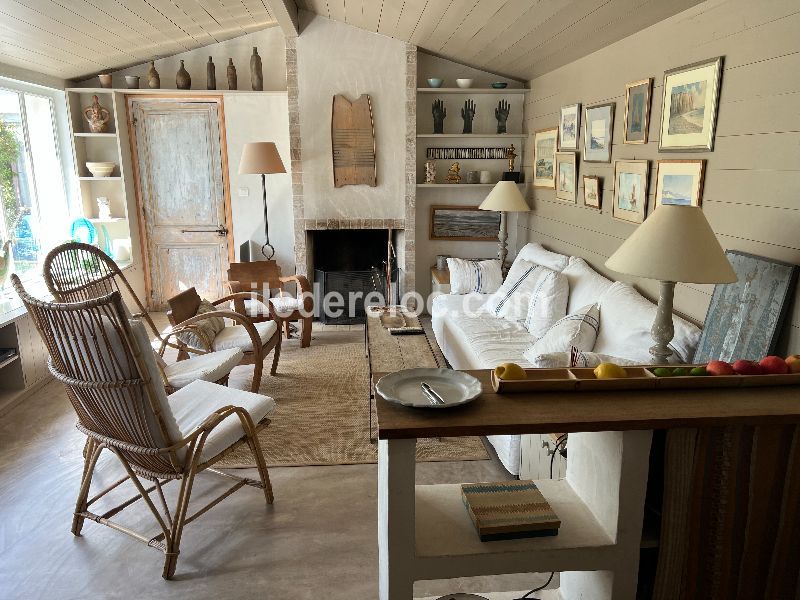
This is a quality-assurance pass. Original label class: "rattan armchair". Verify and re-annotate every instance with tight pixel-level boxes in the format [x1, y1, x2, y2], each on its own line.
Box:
[12, 274, 275, 579]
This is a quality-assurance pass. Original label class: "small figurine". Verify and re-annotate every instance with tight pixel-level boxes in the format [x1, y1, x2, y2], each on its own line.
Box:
[176, 60, 191, 90]
[445, 162, 461, 184]
[506, 144, 518, 172]
[97, 197, 111, 221]
[250, 47, 263, 91]
[425, 160, 436, 184]
[206, 57, 216, 90]
[83, 95, 111, 133]
[495, 99, 510, 134]
[461, 99, 476, 134]
[432, 99, 446, 134]
[147, 60, 160, 89]
[227, 58, 238, 90]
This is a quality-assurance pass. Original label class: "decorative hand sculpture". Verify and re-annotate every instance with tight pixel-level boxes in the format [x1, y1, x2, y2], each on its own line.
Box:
[432, 99, 447, 134]
[495, 100, 510, 134]
[461, 99, 476, 134]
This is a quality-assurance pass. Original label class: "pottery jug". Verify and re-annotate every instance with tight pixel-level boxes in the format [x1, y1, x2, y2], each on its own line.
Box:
[147, 61, 160, 89]
[176, 60, 191, 90]
[206, 57, 216, 90]
[227, 59, 237, 90]
[250, 47, 263, 91]
[83, 95, 111, 133]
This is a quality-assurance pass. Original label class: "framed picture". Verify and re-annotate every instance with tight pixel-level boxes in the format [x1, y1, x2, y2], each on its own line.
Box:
[533, 127, 558, 188]
[559, 103, 580, 150]
[583, 102, 615, 162]
[623, 78, 653, 144]
[612, 160, 649, 224]
[429, 205, 501, 241]
[555, 152, 577, 203]
[655, 159, 706, 208]
[659, 56, 723, 152]
[583, 176, 601, 209]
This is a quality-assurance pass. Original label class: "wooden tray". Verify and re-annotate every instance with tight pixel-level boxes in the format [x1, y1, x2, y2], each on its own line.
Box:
[490, 366, 800, 393]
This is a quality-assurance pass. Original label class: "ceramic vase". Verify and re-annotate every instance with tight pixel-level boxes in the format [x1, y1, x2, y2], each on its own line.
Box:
[206, 57, 216, 90]
[147, 61, 160, 89]
[83, 95, 111, 133]
[124, 75, 139, 89]
[227, 59, 237, 90]
[98, 73, 112, 88]
[176, 60, 191, 90]
[250, 47, 263, 91]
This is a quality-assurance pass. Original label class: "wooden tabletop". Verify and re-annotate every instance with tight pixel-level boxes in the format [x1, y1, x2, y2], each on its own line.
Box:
[430, 266, 450, 285]
[375, 370, 800, 439]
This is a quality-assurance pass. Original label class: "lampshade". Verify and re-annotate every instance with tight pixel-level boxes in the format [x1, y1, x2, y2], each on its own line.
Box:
[606, 205, 736, 284]
[238, 142, 286, 174]
[479, 181, 530, 212]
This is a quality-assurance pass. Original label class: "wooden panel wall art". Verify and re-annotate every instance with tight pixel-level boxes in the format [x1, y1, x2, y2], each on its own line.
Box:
[331, 94, 377, 187]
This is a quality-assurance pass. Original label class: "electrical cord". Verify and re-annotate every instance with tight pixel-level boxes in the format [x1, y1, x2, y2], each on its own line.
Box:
[514, 434, 568, 600]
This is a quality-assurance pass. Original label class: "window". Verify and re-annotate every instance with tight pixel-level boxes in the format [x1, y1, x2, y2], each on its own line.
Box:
[0, 84, 72, 293]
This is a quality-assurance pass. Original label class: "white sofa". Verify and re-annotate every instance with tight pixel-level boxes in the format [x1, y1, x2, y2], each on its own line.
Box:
[431, 242, 702, 475]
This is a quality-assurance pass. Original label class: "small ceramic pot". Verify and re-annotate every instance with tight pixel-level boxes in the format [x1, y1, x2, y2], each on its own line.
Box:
[427, 78, 444, 88]
[125, 75, 140, 89]
[98, 73, 113, 88]
[479, 170, 492, 184]
[455, 78, 473, 89]
[491, 82, 508, 89]
[466, 170, 480, 184]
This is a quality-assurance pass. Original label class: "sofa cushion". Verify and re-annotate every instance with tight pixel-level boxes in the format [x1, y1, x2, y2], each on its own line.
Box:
[514, 242, 570, 272]
[447, 258, 503, 294]
[484, 261, 567, 334]
[163, 348, 244, 389]
[526, 349, 638, 368]
[211, 320, 278, 352]
[562, 257, 614, 314]
[523, 304, 600, 359]
[594, 282, 701, 363]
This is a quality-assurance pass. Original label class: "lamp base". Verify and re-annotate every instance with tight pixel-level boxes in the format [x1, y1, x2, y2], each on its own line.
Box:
[649, 280, 676, 364]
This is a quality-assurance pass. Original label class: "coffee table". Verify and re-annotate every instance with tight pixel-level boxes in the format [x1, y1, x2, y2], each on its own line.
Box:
[365, 307, 446, 441]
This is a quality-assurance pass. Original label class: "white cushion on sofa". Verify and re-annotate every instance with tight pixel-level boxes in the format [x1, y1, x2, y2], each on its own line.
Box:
[523, 304, 600, 359]
[562, 257, 614, 314]
[514, 242, 569, 272]
[594, 282, 701, 363]
[527, 349, 638, 368]
[447, 258, 503, 294]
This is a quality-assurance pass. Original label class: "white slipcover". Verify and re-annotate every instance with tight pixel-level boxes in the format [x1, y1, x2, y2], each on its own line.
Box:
[212, 320, 278, 352]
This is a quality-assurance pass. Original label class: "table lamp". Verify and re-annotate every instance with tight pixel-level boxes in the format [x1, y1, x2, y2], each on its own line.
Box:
[238, 142, 286, 260]
[606, 205, 737, 364]
[479, 181, 530, 270]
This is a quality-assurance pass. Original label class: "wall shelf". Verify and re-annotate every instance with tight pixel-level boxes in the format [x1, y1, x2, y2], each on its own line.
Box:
[417, 133, 526, 138]
[417, 87, 528, 94]
[417, 183, 522, 188]
[74, 132, 117, 138]
[0, 352, 19, 371]
[78, 176, 122, 181]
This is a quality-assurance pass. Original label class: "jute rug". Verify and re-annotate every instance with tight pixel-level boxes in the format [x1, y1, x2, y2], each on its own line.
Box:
[219, 327, 489, 467]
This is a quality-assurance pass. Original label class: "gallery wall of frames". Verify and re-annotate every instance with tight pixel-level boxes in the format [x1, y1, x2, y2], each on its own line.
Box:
[520, 0, 800, 353]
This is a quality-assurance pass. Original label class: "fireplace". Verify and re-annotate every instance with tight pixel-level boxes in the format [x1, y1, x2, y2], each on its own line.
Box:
[309, 229, 400, 324]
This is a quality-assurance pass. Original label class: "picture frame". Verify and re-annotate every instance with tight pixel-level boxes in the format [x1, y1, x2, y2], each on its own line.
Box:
[555, 152, 577, 203]
[612, 160, 649, 224]
[655, 159, 706, 208]
[532, 127, 558, 188]
[583, 102, 615, 163]
[658, 56, 723, 152]
[429, 205, 501, 241]
[623, 78, 653, 144]
[583, 176, 601, 210]
[559, 103, 581, 150]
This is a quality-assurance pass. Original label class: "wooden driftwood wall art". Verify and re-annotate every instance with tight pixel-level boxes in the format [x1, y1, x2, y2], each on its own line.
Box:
[331, 94, 377, 187]
[426, 147, 511, 160]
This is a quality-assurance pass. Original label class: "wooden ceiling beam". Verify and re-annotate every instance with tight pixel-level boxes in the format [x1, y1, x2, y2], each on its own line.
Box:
[264, 0, 299, 36]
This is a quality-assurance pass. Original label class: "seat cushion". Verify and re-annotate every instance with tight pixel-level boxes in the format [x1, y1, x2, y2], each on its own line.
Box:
[450, 312, 539, 369]
[163, 348, 244, 389]
[212, 320, 278, 352]
[243, 298, 271, 317]
[523, 304, 600, 359]
[168, 379, 275, 461]
[269, 295, 301, 314]
[447, 258, 503, 294]
[562, 257, 614, 314]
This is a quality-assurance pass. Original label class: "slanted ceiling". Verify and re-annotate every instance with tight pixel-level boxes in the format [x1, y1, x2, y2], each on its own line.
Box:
[0, 0, 276, 80]
[297, 0, 705, 80]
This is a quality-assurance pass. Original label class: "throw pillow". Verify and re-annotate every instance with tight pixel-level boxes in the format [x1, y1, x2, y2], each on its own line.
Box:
[522, 304, 600, 360]
[484, 260, 568, 333]
[176, 299, 225, 350]
[447, 258, 503, 294]
[561, 257, 614, 314]
[526, 347, 638, 368]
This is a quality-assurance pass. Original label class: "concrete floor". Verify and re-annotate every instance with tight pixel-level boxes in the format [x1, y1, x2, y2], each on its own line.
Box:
[0, 375, 552, 599]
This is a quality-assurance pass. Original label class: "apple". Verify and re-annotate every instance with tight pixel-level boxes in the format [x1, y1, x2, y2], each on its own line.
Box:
[732, 359, 764, 375]
[760, 355, 789, 375]
[706, 360, 735, 376]
[786, 355, 800, 374]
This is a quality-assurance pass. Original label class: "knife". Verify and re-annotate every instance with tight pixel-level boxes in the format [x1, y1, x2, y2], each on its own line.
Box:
[420, 382, 446, 405]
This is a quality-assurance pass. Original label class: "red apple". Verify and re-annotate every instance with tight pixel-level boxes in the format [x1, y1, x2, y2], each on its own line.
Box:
[732, 359, 764, 375]
[707, 360, 735, 376]
[787, 355, 800, 374]
[760, 355, 790, 375]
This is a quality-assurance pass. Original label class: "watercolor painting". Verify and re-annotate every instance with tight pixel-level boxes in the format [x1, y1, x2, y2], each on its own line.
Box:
[618, 172, 643, 211]
[668, 81, 707, 134]
[583, 103, 614, 162]
[559, 104, 580, 150]
[624, 78, 652, 144]
[660, 174, 693, 205]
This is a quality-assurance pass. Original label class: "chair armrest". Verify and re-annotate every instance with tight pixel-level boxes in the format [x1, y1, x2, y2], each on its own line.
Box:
[213, 292, 283, 325]
[165, 309, 266, 361]
[279, 274, 311, 295]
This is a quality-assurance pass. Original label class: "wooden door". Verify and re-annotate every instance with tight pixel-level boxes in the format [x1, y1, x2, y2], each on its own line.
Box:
[128, 98, 233, 310]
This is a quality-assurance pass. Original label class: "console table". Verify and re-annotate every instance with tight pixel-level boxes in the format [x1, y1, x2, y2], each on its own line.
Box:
[375, 371, 800, 599]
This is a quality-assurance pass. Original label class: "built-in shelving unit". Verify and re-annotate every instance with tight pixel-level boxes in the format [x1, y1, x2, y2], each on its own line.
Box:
[417, 133, 526, 139]
[416, 183, 524, 188]
[417, 87, 528, 94]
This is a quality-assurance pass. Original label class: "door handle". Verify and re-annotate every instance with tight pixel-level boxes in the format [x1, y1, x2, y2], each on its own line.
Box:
[181, 226, 228, 236]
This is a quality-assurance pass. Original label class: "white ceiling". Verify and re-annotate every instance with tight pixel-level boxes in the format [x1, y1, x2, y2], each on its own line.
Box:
[0, 0, 276, 80]
[296, 0, 704, 80]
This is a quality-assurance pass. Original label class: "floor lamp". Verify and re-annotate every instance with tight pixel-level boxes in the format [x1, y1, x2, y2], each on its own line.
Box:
[479, 181, 530, 270]
[238, 142, 286, 260]
[606, 205, 737, 364]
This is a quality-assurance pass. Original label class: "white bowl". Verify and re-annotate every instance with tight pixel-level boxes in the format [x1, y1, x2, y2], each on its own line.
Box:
[455, 78, 474, 89]
[86, 162, 116, 177]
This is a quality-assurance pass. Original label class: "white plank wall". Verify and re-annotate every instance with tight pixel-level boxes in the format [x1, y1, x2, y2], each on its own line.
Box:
[519, 0, 800, 354]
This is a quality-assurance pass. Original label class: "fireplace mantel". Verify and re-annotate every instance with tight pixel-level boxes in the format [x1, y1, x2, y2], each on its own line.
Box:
[302, 218, 405, 231]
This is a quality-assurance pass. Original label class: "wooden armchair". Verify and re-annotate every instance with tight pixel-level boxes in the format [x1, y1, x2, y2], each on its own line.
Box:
[12, 275, 275, 579]
[227, 261, 313, 348]
[167, 286, 281, 393]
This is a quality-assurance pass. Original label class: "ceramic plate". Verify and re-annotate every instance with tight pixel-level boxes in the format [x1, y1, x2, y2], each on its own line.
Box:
[376, 368, 482, 409]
